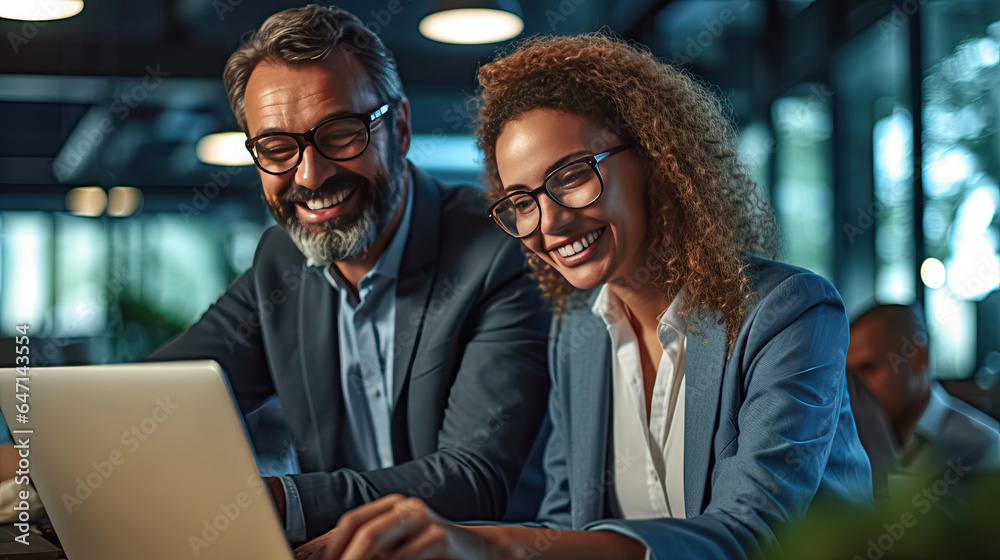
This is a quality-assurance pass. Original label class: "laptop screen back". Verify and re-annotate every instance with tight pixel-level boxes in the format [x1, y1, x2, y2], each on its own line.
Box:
[0, 361, 294, 560]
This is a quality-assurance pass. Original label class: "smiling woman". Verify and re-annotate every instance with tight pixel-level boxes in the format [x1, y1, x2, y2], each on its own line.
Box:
[296, 32, 874, 560]
[492, 111, 649, 294]
[478, 36, 781, 342]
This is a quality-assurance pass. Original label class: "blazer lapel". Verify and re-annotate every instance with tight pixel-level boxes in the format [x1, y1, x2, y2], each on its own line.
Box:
[298, 267, 343, 472]
[566, 306, 612, 526]
[392, 165, 440, 406]
[683, 311, 728, 516]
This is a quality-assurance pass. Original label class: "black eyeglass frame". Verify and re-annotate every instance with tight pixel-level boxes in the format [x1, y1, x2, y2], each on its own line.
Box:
[245, 103, 391, 175]
[487, 143, 633, 238]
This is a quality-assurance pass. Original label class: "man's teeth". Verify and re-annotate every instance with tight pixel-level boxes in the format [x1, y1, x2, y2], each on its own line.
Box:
[304, 189, 351, 211]
[556, 229, 603, 258]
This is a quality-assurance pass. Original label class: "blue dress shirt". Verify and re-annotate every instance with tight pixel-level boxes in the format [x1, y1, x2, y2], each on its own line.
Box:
[280, 177, 414, 542]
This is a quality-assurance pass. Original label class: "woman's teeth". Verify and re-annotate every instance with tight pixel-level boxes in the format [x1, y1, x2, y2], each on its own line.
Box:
[557, 229, 603, 257]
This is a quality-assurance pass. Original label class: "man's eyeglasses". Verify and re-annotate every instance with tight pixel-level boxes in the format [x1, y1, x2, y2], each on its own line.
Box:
[487, 144, 632, 238]
[245, 104, 390, 175]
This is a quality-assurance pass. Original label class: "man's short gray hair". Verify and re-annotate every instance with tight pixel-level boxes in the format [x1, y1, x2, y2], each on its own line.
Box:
[223, 4, 404, 132]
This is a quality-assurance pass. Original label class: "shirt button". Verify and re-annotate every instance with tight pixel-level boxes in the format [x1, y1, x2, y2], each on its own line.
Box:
[381, 447, 392, 459]
[369, 387, 381, 397]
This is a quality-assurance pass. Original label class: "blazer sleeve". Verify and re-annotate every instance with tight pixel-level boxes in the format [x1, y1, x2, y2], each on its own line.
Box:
[291, 238, 551, 539]
[589, 272, 866, 559]
[146, 236, 276, 415]
[532, 318, 574, 528]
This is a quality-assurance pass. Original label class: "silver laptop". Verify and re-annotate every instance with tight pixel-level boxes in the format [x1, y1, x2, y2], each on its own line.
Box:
[0, 361, 294, 560]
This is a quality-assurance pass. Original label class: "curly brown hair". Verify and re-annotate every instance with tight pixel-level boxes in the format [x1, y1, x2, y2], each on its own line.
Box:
[476, 33, 778, 344]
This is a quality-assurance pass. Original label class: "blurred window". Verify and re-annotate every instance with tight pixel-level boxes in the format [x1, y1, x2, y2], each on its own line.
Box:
[0, 212, 53, 336]
[921, 5, 1000, 378]
[873, 104, 915, 303]
[772, 92, 834, 280]
[54, 214, 108, 338]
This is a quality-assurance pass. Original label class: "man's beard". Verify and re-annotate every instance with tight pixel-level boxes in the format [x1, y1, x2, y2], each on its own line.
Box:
[265, 148, 405, 264]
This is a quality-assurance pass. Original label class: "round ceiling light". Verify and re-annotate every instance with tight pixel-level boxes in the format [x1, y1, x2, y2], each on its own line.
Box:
[108, 186, 143, 217]
[920, 257, 947, 290]
[420, 7, 523, 44]
[0, 0, 84, 21]
[66, 186, 107, 217]
[196, 132, 254, 167]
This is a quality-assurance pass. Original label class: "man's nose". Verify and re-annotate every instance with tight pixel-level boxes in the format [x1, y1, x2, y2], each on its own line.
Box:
[294, 145, 336, 189]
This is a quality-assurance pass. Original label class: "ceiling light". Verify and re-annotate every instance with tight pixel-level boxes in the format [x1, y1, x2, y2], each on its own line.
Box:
[66, 186, 106, 217]
[196, 132, 254, 167]
[0, 0, 84, 21]
[420, 0, 523, 45]
[108, 186, 143, 217]
[920, 257, 946, 289]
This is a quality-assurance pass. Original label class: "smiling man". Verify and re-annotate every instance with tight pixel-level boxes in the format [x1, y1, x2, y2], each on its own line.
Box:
[149, 5, 549, 543]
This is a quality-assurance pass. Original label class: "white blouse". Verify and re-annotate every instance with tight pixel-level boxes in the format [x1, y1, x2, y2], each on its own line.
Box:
[592, 285, 687, 520]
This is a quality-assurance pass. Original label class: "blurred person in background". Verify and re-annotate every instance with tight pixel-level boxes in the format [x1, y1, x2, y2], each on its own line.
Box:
[846, 304, 1000, 512]
[845, 369, 898, 496]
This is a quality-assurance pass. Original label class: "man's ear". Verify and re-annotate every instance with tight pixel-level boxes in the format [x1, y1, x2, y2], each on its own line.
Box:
[394, 98, 411, 158]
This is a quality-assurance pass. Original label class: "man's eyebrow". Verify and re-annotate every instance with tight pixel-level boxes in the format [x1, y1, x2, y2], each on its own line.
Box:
[502, 149, 592, 193]
[251, 109, 361, 137]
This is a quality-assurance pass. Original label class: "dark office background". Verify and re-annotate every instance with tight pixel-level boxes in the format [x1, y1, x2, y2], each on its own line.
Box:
[0, 0, 997, 409]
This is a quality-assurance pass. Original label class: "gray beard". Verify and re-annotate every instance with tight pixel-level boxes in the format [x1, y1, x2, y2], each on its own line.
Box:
[267, 148, 405, 264]
[282, 169, 403, 263]
[284, 202, 379, 263]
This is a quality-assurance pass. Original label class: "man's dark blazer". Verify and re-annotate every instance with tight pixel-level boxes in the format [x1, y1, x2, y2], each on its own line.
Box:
[149, 165, 550, 539]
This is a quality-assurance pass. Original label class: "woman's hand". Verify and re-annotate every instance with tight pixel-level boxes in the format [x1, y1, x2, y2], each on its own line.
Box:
[293, 494, 516, 560]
